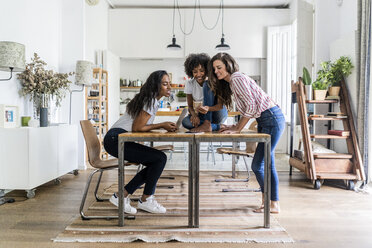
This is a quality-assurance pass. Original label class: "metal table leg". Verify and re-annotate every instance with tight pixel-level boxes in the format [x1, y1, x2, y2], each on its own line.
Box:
[194, 139, 200, 228]
[118, 138, 125, 227]
[264, 140, 271, 228]
[188, 141, 193, 227]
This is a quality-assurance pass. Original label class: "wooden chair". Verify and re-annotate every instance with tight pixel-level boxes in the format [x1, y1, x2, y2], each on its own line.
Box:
[215, 121, 260, 192]
[79, 120, 138, 220]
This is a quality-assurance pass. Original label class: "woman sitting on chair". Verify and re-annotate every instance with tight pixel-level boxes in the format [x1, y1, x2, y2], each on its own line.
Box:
[209, 52, 285, 214]
[104, 70, 177, 214]
[182, 53, 228, 132]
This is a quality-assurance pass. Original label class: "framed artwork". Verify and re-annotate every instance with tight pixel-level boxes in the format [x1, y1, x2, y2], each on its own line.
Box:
[0, 104, 19, 128]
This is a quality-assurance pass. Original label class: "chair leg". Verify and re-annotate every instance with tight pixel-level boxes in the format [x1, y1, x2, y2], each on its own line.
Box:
[94, 170, 106, 202]
[80, 168, 135, 220]
[221, 156, 260, 192]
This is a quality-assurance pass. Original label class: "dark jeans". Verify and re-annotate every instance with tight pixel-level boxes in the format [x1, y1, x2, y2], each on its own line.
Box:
[182, 82, 228, 131]
[252, 106, 285, 201]
[103, 128, 167, 195]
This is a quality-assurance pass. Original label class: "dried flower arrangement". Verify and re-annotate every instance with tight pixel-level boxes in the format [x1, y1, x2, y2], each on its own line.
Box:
[18, 53, 74, 107]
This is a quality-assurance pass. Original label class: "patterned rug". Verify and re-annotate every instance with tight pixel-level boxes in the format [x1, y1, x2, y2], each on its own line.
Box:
[54, 171, 293, 243]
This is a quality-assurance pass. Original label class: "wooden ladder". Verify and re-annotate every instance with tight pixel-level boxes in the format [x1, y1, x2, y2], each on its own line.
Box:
[289, 79, 365, 189]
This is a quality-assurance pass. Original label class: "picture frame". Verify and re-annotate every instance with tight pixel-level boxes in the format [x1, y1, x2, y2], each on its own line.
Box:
[0, 104, 19, 128]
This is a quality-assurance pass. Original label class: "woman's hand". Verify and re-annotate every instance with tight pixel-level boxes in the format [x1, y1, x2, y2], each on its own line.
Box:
[197, 105, 209, 114]
[162, 122, 177, 132]
[219, 125, 240, 134]
[190, 115, 200, 127]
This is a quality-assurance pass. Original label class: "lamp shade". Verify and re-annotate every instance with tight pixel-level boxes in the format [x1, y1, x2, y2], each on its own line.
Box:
[75, 60, 93, 86]
[0, 41, 25, 72]
[215, 37, 230, 51]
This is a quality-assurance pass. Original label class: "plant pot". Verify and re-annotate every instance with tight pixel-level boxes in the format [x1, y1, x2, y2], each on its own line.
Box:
[40, 107, 48, 127]
[313, 89, 327, 100]
[177, 97, 186, 102]
[328, 86, 341, 96]
[304, 85, 313, 100]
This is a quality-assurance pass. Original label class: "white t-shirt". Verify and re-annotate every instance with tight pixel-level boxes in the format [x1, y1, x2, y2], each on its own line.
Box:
[184, 78, 204, 102]
[111, 99, 158, 131]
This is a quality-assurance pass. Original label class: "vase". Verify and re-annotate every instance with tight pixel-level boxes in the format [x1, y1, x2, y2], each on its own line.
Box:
[33, 93, 50, 126]
[40, 107, 48, 127]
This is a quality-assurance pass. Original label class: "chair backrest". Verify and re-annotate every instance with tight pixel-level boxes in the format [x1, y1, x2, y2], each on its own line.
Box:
[246, 120, 258, 153]
[80, 120, 102, 166]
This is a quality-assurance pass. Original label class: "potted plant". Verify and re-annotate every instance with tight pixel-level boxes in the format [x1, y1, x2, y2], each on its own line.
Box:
[302, 67, 312, 100]
[312, 80, 328, 100]
[329, 56, 354, 96]
[176, 90, 187, 102]
[18, 53, 73, 125]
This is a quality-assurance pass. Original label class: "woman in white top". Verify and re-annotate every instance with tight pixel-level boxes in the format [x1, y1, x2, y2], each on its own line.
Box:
[104, 70, 177, 214]
[182, 53, 228, 132]
[209, 53, 285, 214]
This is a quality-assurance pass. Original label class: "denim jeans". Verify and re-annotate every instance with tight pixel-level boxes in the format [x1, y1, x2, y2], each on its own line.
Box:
[182, 82, 228, 131]
[103, 128, 167, 195]
[251, 106, 285, 201]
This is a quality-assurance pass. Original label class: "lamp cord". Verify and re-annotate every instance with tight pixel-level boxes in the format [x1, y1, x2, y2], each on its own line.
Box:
[69, 84, 84, 124]
[177, 0, 197, 35]
[198, 0, 222, 30]
[222, 0, 225, 36]
[172, 0, 176, 36]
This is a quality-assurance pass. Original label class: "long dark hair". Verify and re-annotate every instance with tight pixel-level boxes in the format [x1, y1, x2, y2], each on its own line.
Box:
[184, 53, 210, 78]
[208, 53, 239, 108]
[126, 70, 168, 119]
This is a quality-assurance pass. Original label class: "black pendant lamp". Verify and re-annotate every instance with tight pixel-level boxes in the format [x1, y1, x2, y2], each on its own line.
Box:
[215, 0, 230, 51]
[167, 0, 181, 50]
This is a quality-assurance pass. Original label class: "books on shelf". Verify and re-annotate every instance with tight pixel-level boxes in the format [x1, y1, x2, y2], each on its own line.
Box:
[328, 130, 350, 136]
[327, 112, 347, 118]
[326, 95, 340, 100]
[309, 114, 324, 118]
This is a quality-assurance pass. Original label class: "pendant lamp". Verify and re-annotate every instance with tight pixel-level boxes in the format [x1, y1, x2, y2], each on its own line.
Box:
[167, 0, 181, 50]
[215, 0, 230, 51]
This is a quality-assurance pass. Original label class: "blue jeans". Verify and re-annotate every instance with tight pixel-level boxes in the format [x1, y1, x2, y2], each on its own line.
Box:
[251, 106, 285, 201]
[182, 82, 228, 131]
[104, 128, 167, 195]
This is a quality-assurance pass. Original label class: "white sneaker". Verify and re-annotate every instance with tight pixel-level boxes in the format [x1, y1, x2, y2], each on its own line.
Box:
[109, 193, 137, 214]
[138, 195, 166, 214]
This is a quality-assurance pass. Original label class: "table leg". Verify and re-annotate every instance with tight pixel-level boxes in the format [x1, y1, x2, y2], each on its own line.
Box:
[118, 138, 125, 227]
[194, 140, 200, 228]
[264, 140, 271, 228]
[188, 141, 193, 227]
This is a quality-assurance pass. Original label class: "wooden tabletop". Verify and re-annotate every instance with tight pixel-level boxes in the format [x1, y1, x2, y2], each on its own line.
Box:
[118, 130, 194, 138]
[195, 130, 270, 138]
[156, 111, 241, 117]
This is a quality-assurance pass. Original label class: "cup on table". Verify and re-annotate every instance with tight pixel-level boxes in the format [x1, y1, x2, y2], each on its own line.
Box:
[193, 101, 203, 114]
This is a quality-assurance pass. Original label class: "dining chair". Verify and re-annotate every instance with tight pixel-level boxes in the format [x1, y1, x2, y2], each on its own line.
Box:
[215, 121, 260, 192]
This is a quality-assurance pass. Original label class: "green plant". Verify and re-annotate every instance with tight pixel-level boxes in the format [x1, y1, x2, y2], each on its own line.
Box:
[18, 53, 74, 107]
[176, 91, 186, 97]
[312, 80, 328, 90]
[316, 61, 334, 87]
[302, 67, 312, 85]
[332, 56, 354, 86]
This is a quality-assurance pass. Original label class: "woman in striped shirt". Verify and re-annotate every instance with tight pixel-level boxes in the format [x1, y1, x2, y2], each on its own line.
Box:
[209, 53, 285, 214]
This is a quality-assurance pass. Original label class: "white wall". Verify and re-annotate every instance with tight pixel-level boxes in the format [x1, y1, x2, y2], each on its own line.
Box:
[0, 0, 61, 119]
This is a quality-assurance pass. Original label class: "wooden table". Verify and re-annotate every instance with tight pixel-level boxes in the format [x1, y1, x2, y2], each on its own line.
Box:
[156, 110, 241, 117]
[118, 130, 272, 228]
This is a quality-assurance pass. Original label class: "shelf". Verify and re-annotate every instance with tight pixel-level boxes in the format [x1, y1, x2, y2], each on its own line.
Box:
[313, 153, 353, 159]
[310, 134, 349, 139]
[306, 100, 339, 104]
[309, 116, 348, 121]
[316, 172, 358, 180]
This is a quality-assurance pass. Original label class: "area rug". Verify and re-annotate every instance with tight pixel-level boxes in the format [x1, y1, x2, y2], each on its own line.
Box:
[54, 171, 293, 243]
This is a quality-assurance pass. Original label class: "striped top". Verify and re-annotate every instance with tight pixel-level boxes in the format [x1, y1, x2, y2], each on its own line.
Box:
[230, 72, 272, 118]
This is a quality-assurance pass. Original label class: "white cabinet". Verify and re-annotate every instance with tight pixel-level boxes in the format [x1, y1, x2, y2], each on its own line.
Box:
[0, 125, 78, 194]
[109, 9, 185, 58]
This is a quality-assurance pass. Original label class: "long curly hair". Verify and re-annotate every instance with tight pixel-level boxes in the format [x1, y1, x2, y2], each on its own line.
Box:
[126, 70, 168, 119]
[184, 53, 210, 78]
[208, 53, 239, 108]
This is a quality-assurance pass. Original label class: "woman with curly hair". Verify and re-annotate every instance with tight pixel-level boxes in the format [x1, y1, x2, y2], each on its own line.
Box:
[182, 53, 228, 132]
[104, 70, 176, 214]
[209, 53, 285, 214]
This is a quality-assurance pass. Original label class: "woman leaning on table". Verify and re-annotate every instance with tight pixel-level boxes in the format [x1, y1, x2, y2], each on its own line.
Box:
[208, 53, 285, 213]
[104, 70, 177, 215]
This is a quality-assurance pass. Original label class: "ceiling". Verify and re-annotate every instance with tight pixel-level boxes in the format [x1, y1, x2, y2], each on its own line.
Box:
[107, 0, 292, 8]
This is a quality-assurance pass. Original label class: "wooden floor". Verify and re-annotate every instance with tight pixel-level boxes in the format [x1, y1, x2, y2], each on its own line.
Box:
[1, 169, 372, 248]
